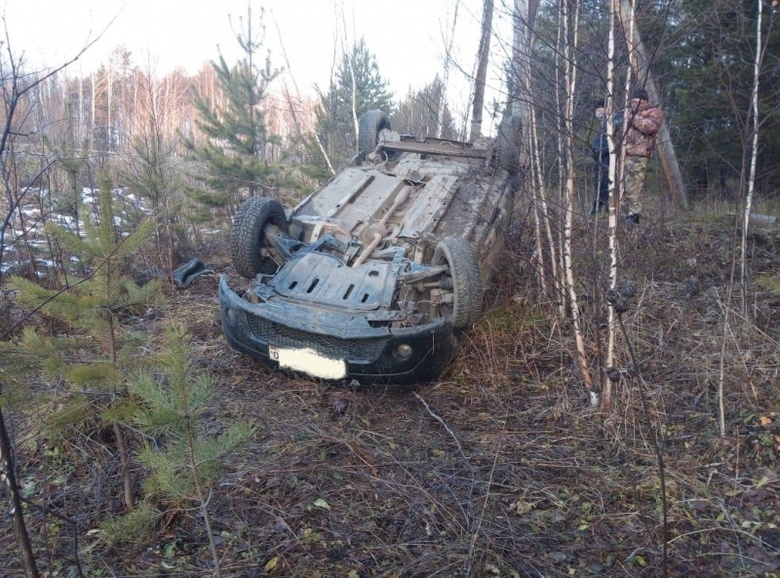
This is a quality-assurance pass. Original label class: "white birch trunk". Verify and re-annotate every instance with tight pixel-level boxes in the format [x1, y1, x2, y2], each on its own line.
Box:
[513, 0, 554, 301]
[350, 53, 358, 154]
[605, 0, 636, 410]
[336, 3, 359, 155]
[725, 0, 765, 437]
[561, 0, 596, 404]
[604, 0, 619, 410]
[552, 8, 567, 319]
[529, 104, 549, 297]
[740, 0, 764, 313]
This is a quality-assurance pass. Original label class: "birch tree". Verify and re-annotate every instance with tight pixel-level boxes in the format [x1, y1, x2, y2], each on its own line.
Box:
[511, 0, 561, 310]
[602, 0, 620, 411]
[559, 0, 597, 404]
[717, 0, 771, 438]
[740, 0, 768, 312]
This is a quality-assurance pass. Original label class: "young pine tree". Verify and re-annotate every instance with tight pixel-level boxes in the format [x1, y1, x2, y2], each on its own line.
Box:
[183, 6, 281, 211]
[6, 172, 162, 511]
[315, 37, 395, 169]
[121, 84, 188, 280]
[110, 324, 254, 577]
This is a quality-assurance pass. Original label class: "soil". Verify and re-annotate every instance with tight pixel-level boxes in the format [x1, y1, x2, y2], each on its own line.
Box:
[2, 207, 779, 577]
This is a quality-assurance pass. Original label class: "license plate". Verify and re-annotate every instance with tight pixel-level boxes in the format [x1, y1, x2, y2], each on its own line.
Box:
[268, 345, 347, 380]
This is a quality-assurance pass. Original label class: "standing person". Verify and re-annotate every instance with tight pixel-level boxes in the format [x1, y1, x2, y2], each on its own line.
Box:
[590, 99, 610, 216]
[622, 88, 663, 224]
[590, 99, 623, 217]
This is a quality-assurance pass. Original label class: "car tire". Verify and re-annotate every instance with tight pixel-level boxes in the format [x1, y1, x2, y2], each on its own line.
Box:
[358, 110, 391, 155]
[496, 114, 523, 175]
[231, 197, 288, 279]
[433, 238, 483, 329]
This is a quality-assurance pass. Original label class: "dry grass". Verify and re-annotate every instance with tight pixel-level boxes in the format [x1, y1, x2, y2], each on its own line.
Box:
[2, 205, 779, 577]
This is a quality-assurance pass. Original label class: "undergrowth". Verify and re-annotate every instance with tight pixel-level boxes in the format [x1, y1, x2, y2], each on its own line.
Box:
[2, 206, 779, 577]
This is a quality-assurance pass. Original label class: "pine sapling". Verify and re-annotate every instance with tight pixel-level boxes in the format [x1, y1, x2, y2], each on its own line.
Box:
[6, 172, 162, 510]
[128, 324, 254, 577]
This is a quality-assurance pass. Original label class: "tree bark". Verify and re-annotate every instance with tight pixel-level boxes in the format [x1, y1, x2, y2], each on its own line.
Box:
[617, 0, 689, 209]
[512, 0, 541, 170]
[741, 0, 765, 315]
[603, 0, 620, 412]
[514, 0, 559, 309]
[0, 398, 40, 577]
[469, 0, 494, 141]
[560, 0, 597, 404]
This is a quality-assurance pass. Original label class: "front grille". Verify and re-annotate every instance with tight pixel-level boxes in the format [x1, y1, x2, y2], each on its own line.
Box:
[247, 316, 388, 361]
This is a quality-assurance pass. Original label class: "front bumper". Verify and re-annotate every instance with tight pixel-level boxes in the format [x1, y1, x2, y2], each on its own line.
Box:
[219, 276, 457, 386]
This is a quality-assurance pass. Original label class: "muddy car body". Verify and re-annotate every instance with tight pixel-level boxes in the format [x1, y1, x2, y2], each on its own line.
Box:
[219, 110, 521, 386]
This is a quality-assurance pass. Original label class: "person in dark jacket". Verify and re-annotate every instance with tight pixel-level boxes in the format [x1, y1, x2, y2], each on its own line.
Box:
[621, 88, 663, 224]
[590, 99, 610, 216]
[590, 99, 623, 217]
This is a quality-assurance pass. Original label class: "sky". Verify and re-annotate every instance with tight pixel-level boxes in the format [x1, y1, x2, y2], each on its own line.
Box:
[1, 0, 509, 113]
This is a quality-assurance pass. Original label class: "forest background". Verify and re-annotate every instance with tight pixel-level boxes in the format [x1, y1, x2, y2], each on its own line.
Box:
[1, 0, 780, 576]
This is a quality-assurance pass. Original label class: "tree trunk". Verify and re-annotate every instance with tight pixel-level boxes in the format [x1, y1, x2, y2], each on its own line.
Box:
[90, 72, 96, 151]
[603, 0, 619, 412]
[469, 0, 494, 141]
[108, 313, 134, 511]
[512, 0, 540, 169]
[0, 399, 40, 577]
[514, 0, 559, 310]
[559, 0, 597, 404]
[741, 0, 765, 315]
[617, 0, 688, 209]
[349, 52, 359, 155]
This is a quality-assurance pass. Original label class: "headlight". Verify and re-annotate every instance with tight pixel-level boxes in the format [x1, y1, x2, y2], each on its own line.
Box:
[393, 343, 413, 361]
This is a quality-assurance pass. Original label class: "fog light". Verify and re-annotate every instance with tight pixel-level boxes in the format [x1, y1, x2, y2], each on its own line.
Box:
[393, 343, 413, 361]
[225, 307, 236, 324]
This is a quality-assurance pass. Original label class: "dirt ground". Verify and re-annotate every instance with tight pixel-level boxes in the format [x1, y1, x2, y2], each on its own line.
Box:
[2, 205, 779, 577]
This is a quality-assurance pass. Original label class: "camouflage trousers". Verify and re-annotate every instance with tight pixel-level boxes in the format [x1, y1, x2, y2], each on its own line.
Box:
[622, 155, 649, 216]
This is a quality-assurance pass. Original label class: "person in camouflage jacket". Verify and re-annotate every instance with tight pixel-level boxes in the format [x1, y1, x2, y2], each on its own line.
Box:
[622, 89, 663, 224]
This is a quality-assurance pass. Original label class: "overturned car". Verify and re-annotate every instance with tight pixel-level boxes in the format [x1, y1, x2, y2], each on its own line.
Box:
[219, 110, 521, 386]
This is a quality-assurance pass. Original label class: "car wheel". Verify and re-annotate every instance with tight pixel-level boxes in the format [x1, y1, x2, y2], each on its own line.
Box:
[496, 114, 523, 175]
[433, 238, 484, 329]
[231, 197, 287, 279]
[358, 110, 391, 155]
